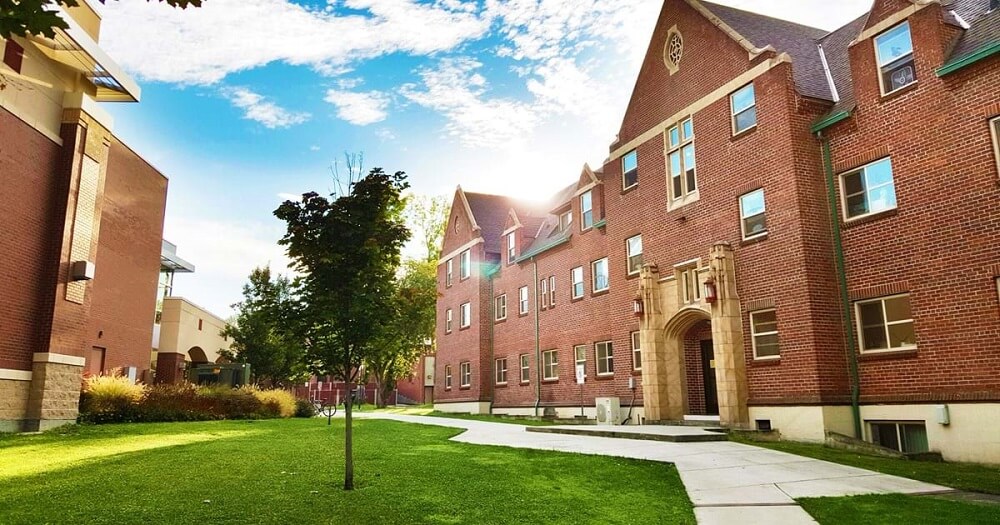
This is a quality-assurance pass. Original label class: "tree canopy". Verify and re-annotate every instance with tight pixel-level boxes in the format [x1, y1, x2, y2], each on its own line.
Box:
[1, 0, 202, 39]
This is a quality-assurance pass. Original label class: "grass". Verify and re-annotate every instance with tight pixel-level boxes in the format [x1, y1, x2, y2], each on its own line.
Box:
[0, 419, 693, 524]
[732, 436, 1000, 494]
[799, 494, 1000, 524]
[377, 405, 556, 426]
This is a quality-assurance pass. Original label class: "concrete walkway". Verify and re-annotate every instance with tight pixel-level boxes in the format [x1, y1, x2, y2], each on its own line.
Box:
[359, 413, 952, 524]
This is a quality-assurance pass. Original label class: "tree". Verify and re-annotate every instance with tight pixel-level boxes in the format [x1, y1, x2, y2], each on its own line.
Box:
[366, 258, 437, 407]
[405, 194, 450, 262]
[275, 167, 410, 491]
[218, 267, 305, 388]
[1, 1, 202, 39]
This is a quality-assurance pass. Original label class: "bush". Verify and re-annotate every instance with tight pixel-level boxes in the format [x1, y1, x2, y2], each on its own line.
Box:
[79, 375, 146, 424]
[245, 387, 297, 418]
[294, 399, 316, 418]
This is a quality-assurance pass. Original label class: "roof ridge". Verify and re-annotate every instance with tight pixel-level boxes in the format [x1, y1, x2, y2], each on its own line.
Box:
[699, 0, 828, 36]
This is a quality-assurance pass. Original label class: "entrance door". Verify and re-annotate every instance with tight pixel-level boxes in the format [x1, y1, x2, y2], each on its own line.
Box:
[700, 340, 718, 415]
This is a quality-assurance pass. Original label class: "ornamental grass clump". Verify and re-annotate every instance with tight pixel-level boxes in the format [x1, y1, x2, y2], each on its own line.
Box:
[241, 385, 297, 418]
[79, 374, 146, 423]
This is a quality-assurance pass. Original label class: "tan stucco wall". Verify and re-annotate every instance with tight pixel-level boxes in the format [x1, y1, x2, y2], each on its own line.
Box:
[749, 405, 854, 443]
[434, 401, 491, 414]
[156, 297, 231, 364]
[860, 403, 1000, 465]
[0, 36, 79, 143]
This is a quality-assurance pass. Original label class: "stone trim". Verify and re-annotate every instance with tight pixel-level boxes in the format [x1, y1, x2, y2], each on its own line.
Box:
[851, 1, 937, 47]
[742, 298, 776, 312]
[833, 145, 891, 173]
[32, 352, 86, 367]
[437, 238, 484, 266]
[0, 369, 33, 381]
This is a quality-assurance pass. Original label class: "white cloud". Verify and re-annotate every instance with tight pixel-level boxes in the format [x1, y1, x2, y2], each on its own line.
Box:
[324, 89, 390, 125]
[99, 0, 489, 84]
[276, 192, 302, 202]
[375, 128, 396, 141]
[222, 87, 310, 128]
[309, 145, 321, 151]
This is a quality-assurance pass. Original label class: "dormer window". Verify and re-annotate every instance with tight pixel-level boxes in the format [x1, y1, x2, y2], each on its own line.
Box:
[622, 150, 638, 190]
[559, 210, 573, 232]
[580, 190, 593, 230]
[506, 232, 516, 264]
[875, 22, 916, 95]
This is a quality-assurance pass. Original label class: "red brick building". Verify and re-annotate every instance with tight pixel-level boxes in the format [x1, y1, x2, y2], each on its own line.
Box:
[0, 2, 167, 431]
[435, 0, 1000, 463]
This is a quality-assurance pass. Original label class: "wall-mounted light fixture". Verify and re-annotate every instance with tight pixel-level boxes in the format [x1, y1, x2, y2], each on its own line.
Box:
[633, 297, 644, 317]
[703, 277, 718, 304]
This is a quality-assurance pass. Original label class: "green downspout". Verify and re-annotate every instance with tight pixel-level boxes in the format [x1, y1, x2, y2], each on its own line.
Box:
[488, 274, 495, 415]
[819, 135, 863, 439]
[532, 258, 541, 417]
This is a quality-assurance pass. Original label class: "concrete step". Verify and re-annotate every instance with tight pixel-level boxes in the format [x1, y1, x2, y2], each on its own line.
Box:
[646, 416, 722, 428]
[525, 425, 729, 443]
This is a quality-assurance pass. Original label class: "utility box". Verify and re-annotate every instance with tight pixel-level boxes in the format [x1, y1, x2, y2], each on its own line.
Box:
[187, 363, 251, 388]
[595, 397, 621, 426]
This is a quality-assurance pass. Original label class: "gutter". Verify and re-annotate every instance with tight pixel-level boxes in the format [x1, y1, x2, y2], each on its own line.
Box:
[936, 41, 1000, 77]
[818, 133, 863, 439]
[532, 258, 541, 417]
[810, 110, 851, 134]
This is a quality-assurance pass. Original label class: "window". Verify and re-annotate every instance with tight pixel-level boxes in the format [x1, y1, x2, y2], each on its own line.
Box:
[540, 278, 548, 309]
[991, 116, 1000, 178]
[460, 249, 471, 279]
[446, 259, 453, 287]
[520, 354, 530, 383]
[856, 294, 916, 352]
[574, 345, 587, 378]
[870, 421, 928, 453]
[460, 362, 471, 387]
[580, 190, 593, 229]
[592, 257, 609, 292]
[519, 286, 529, 314]
[841, 158, 896, 220]
[622, 150, 638, 189]
[626, 235, 643, 276]
[680, 266, 700, 304]
[445, 308, 453, 333]
[445, 365, 452, 389]
[542, 350, 558, 380]
[631, 331, 641, 370]
[596, 341, 613, 376]
[875, 22, 916, 95]
[667, 118, 697, 203]
[731, 83, 756, 134]
[495, 358, 508, 385]
[507, 232, 516, 264]
[495, 294, 507, 321]
[739, 189, 767, 239]
[571, 267, 584, 299]
[3, 39, 24, 74]
[460, 302, 471, 328]
[549, 276, 556, 306]
[559, 210, 573, 231]
[750, 309, 780, 359]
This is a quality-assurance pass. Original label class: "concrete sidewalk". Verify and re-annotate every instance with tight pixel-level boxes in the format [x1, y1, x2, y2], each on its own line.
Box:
[359, 413, 951, 524]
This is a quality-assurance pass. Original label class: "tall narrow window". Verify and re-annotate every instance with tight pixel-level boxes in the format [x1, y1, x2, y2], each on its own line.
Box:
[540, 279, 548, 309]
[856, 294, 916, 352]
[460, 302, 471, 328]
[519, 286, 529, 314]
[446, 259, 453, 287]
[495, 358, 508, 385]
[622, 150, 638, 190]
[445, 308, 453, 333]
[549, 276, 556, 306]
[559, 210, 573, 231]
[542, 350, 558, 380]
[592, 257, 609, 292]
[460, 362, 471, 387]
[506, 232, 516, 264]
[580, 190, 593, 229]
[595, 341, 613, 376]
[680, 266, 701, 304]
[626, 235, 643, 276]
[460, 249, 471, 279]
[750, 310, 780, 359]
[445, 365, 452, 389]
[571, 267, 584, 299]
[875, 22, 916, 95]
[731, 84, 757, 134]
[3, 39, 24, 73]
[574, 345, 587, 378]
[631, 331, 641, 370]
[667, 118, 697, 203]
[520, 354, 530, 383]
[495, 294, 507, 321]
[990, 116, 1000, 178]
[739, 189, 767, 239]
[841, 158, 896, 220]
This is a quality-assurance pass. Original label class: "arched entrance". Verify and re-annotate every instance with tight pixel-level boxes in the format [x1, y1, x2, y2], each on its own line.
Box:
[682, 319, 717, 416]
[188, 346, 209, 364]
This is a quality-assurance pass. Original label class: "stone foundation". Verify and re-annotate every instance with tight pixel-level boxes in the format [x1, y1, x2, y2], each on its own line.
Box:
[0, 373, 32, 432]
[24, 353, 85, 432]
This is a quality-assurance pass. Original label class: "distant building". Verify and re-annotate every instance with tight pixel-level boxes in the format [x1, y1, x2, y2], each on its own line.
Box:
[0, 1, 167, 431]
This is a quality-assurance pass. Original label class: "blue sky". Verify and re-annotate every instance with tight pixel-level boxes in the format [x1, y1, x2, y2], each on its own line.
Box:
[93, 0, 870, 317]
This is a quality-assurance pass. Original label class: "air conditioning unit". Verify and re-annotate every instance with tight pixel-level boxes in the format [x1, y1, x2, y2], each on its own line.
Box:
[595, 397, 621, 426]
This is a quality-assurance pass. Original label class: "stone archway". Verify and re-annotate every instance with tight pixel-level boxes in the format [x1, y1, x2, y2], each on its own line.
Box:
[188, 346, 209, 364]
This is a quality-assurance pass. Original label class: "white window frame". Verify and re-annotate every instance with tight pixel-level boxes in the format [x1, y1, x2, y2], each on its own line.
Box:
[540, 278, 548, 309]
[460, 302, 471, 329]
[574, 344, 587, 378]
[520, 354, 530, 383]
[874, 21, 916, 96]
[495, 294, 507, 321]
[592, 257, 609, 293]
[868, 420, 928, 454]
[595, 341, 614, 376]
[519, 286, 529, 314]
[750, 309, 780, 360]
[622, 149, 639, 190]
[739, 189, 767, 240]
[542, 350, 558, 380]
[460, 249, 471, 279]
[666, 117, 697, 207]
[571, 266, 584, 299]
[559, 210, 573, 231]
[549, 276, 556, 306]
[840, 157, 897, 221]
[446, 259, 453, 287]
[445, 308, 453, 333]
[580, 190, 594, 230]
[991, 116, 1000, 179]
[626, 235, 643, 276]
[495, 358, 508, 385]
[630, 331, 641, 371]
[855, 294, 917, 353]
[460, 361, 471, 387]
[506, 232, 516, 264]
[445, 365, 452, 389]
[730, 83, 756, 135]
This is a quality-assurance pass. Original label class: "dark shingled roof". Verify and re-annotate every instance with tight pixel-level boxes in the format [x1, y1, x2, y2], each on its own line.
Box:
[464, 192, 518, 254]
[818, 13, 868, 114]
[946, 1, 1000, 65]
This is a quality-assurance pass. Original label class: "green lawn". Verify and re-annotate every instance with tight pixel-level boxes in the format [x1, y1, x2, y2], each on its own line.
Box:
[799, 494, 1000, 524]
[377, 406, 556, 426]
[0, 419, 692, 524]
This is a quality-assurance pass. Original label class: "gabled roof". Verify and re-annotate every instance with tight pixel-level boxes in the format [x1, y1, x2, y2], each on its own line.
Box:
[463, 191, 519, 253]
[817, 14, 869, 114]
[943, 0, 1000, 68]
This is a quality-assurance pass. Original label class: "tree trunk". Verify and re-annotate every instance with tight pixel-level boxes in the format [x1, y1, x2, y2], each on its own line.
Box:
[344, 397, 354, 490]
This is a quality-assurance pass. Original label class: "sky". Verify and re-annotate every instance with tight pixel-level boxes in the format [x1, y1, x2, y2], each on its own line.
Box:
[93, 0, 872, 318]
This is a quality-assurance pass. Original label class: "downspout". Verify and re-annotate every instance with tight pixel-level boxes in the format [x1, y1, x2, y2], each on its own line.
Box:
[818, 133, 863, 439]
[488, 273, 495, 415]
[532, 257, 541, 417]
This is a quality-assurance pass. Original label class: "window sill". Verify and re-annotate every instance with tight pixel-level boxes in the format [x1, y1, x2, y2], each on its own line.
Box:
[460, 276, 471, 282]
[580, 226, 594, 234]
[625, 272, 640, 281]
[445, 330, 452, 335]
[751, 356, 781, 366]
[591, 289, 610, 298]
[570, 296, 585, 303]
[879, 81, 918, 103]
[459, 386, 471, 390]
[495, 383, 508, 388]
[731, 124, 758, 141]
[631, 370, 642, 376]
[542, 378, 559, 384]
[445, 387, 452, 391]
[621, 183, 638, 195]
[843, 208, 897, 229]
[667, 192, 700, 212]
[740, 233, 769, 246]
[494, 318, 507, 324]
[520, 381, 530, 386]
[595, 374, 615, 380]
[859, 348, 917, 362]
[459, 325, 471, 331]
[518, 311, 529, 318]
